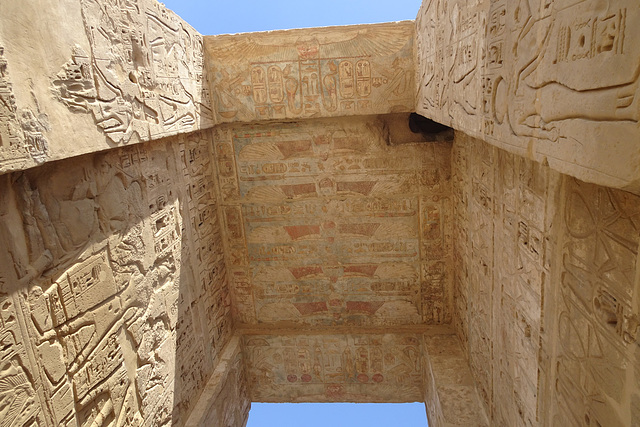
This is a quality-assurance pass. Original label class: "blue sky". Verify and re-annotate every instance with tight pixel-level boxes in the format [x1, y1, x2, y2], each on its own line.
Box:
[247, 403, 428, 427]
[159, 0, 426, 425]
[161, 0, 422, 35]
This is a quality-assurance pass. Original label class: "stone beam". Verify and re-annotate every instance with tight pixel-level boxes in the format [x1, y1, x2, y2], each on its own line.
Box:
[241, 329, 426, 403]
[0, 0, 213, 175]
[236, 325, 488, 413]
[415, 0, 640, 194]
[204, 21, 415, 123]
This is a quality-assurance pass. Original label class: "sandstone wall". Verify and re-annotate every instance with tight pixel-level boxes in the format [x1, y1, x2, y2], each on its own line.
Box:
[0, 0, 212, 175]
[416, 0, 640, 193]
[452, 132, 640, 426]
[0, 131, 239, 426]
[423, 332, 488, 427]
[185, 336, 250, 427]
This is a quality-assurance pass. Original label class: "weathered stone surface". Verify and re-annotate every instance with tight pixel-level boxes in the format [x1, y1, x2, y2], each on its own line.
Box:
[423, 333, 489, 427]
[205, 22, 415, 123]
[0, 130, 232, 426]
[2, 0, 639, 425]
[243, 331, 425, 403]
[212, 115, 453, 328]
[0, 0, 212, 175]
[451, 131, 560, 423]
[548, 176, 640, 426]
[452, 132, 640, 426]
[416, 0, 640, 193]
[185, 336, 251, 427]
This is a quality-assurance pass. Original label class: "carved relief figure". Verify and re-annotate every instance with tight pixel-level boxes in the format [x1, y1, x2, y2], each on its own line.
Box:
[52, 0, 211, 145]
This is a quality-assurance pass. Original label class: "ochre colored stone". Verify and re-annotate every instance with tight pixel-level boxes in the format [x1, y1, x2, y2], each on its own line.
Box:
[1, 1, 639, 426]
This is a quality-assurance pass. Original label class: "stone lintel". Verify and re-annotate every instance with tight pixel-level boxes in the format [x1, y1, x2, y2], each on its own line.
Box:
[204, 21, 415, 124]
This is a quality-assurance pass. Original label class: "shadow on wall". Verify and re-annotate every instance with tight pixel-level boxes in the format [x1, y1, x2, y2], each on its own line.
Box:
[0, 130, 234, 425]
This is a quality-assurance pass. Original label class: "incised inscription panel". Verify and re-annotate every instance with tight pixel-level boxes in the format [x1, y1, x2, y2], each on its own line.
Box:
[416, 0, 640, 192]
[0, 131, 238, 426]
[205, 22, 415, 123]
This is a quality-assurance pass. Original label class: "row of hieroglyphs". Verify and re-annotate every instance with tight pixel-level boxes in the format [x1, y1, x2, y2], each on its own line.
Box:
[453, 132, 557, 426]
[452, 133, 640, 426]
[212, 116, 453, 328]
[0, 130, 236, 426]
[204, 22, 415, 123]
[416, 0, 640, 192]
[243, 333, 424, 403]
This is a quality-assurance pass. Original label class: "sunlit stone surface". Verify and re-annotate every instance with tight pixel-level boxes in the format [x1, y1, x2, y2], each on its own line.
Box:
[0, 0, 638, 426]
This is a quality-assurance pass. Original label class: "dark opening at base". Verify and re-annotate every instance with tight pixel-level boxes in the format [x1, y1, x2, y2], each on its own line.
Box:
[409, 113, 454, 142]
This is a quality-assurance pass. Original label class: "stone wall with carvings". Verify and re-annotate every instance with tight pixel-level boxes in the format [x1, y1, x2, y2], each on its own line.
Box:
[212, 115, 453, 328]
[452, 131, 561, 424]
[0, 0, 212, 175]
[243, 331, 425, 403]
[195, 349, 250, 427]
[416, 0, 640, 193]
[185, 337, 251, 427]
[423, 332, 489, 426]
[3, 0, 639, 424]
[547, 176, 640, 426]
[204, 22, 415, 123]
[0, 130, 237, 426]
[452, 132, 640, 426]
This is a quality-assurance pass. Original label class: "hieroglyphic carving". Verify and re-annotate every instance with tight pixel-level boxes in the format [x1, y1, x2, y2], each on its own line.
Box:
[0, 46, 49, 171]
[464, 135, 495, 415]
[416, 0, 640, 192]
[0, 292, 44, 426]
[0, 129, 232, 426]
[51, 0, 212, 146]
[451, 134, 470, 350]
[5, 1, 640, 423]
[244, 333, 423, 402]
[490, 147, 557, 426]
[451, 133, 561, 424]
[205, 22, 415, 123]
[452, 131, 640, 426]
[173, 131, 234, 425]
[416, 0, 485, 132]
[213, 116, 452, 327]
[548, 178, 640, 426]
